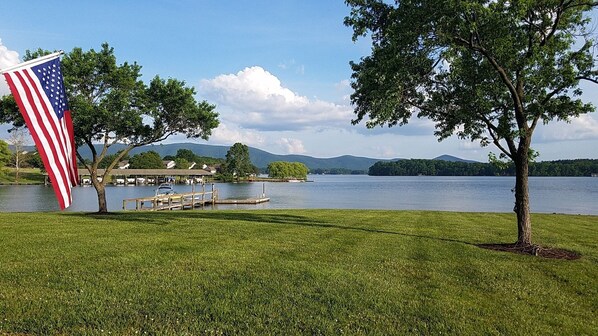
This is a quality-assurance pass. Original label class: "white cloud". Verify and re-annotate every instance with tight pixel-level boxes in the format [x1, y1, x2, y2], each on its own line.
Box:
[276, 137, 306, 154]
[0, 39, 20, 96]
[209, 123, 266, 148]
[537, 114, 598, 142]
[199, 66, 353, 132]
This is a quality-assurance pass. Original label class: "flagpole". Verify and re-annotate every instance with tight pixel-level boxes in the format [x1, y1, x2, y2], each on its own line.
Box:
[0, 50, 64, 75]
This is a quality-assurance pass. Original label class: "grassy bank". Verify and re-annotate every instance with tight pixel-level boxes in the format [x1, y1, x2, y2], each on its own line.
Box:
[0, 168, 45, 185]
[0, 210, 596, 334]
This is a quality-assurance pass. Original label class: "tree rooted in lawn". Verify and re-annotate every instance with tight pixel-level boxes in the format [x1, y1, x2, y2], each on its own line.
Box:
[344, 0, 597, 246]
[1, 44, 219, 212]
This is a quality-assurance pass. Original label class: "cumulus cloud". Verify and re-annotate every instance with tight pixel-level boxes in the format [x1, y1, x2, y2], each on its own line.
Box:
[537, 114, 598, 142]
[208, 123, 266, 148]
[276, 137, 306, 154]
[199, 66, 353, 132]
[0, 39, 20, 96]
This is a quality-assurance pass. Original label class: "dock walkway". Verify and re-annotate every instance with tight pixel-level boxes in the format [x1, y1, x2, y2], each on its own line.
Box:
[122, 187, 270, 211]
[122, 190, 215, 211]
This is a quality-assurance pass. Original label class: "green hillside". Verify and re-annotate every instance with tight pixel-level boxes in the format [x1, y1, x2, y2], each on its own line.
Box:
[23, 143, 476, 171]
[74, 143, 393, 171]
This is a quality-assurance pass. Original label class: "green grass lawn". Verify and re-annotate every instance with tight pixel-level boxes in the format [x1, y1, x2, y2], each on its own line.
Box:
[0, 210, 596, 335]
[0, 168, 45, 185]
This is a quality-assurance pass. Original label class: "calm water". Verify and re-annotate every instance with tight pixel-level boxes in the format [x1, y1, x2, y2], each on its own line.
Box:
[0, 175, 596, 214]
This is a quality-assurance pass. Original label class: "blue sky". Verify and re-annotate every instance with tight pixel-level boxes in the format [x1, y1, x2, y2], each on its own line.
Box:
[1, 1, 597, 161]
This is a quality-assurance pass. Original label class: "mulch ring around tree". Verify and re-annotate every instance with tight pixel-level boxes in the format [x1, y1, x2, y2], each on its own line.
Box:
[477, 243, 581, 260]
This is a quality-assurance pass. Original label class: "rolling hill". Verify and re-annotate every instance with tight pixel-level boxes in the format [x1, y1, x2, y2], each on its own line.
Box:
[27, 143, 475, 171]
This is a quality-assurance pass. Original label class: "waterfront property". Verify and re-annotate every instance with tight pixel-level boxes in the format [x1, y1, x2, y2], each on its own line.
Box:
[76, 168, 215, 185]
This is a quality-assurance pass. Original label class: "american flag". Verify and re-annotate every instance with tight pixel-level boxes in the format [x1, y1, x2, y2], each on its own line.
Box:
[1, 52, 78, 209]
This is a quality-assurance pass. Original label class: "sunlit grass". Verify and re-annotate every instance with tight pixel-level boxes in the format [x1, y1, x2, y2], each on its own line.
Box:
[0, 167, 45, 184]
[0, 210, 596, 334]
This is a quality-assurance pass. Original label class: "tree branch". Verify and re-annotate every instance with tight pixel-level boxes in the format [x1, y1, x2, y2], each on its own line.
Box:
[453, 37, 525, 122]
[577, 75, 598, 84]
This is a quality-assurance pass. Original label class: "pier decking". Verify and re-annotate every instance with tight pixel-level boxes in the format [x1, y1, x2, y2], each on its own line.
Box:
[214, 197, 270, 205]
[122, 186, 270, 211]
[122, 190, 216, 211]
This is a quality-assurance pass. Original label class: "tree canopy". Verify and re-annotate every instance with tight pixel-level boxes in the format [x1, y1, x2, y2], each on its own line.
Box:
[0, 43, 219, 212]
[345, 0, 597, 246]
[0, 140, 11, 171]
[267, 161, 309, 179]
[223, 143, 257, 180]
[128, 151, 164, 169]
[98, 150, 129, 169]
[174, 157, 191, 169]
[368, 159, 598, 177]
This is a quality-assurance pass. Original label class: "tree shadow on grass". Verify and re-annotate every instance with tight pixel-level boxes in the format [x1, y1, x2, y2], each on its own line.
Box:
[64, 210, 478, 248]
[64, 211, 583, 259]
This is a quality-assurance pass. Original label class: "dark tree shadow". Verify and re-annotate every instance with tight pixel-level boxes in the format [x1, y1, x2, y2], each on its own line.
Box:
[64, 210, 582, 259]
[64, 210, 478, 248]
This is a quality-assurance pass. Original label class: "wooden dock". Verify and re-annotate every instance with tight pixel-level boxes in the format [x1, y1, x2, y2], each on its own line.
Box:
[122, 186, 270, 211]
[122, 190, 216, 211]
[215, 197, 270, 204]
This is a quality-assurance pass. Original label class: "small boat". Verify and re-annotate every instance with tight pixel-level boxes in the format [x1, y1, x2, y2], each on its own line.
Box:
[155, 183, 176, 197]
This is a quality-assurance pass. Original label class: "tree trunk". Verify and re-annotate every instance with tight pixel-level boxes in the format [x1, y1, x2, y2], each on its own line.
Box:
[95, 182, 108, 213]
[90, 170, 108, 213]
[513, 153, 532, 246]
[15, 154, 19, 185]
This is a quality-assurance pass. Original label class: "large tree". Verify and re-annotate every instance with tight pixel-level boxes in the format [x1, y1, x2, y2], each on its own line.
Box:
[1, 44, 219, 212]
[223, 142, 256, 181]
[268, 161, 309, 179]
[345, 0, 597, 246]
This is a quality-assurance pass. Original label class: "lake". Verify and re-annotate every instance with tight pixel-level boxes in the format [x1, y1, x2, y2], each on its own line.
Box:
[0, 175, 596, 214]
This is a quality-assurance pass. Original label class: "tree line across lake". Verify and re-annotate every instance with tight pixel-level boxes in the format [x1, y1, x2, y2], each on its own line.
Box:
[368, 159, 598, 177]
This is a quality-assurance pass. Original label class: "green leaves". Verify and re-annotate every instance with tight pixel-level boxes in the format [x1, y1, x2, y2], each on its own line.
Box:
[223, 143, 257, 179]
[128, 151, 164, 169]
[267, 161, 309, 179]
[0, 140, 11, 169]
[345, 0, 597, 158]
[146, 76, 219, 142]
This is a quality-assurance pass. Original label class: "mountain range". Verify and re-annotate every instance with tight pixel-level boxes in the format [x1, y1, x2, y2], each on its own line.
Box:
[75, 143, 476, 171]
[20, 143, 475, 171]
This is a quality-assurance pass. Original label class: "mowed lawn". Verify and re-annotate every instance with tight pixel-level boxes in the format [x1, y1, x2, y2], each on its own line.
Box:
[0, 210, 596, 335]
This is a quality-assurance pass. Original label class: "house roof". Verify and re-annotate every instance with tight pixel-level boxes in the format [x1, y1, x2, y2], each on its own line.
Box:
[78, 169, 214, 177]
